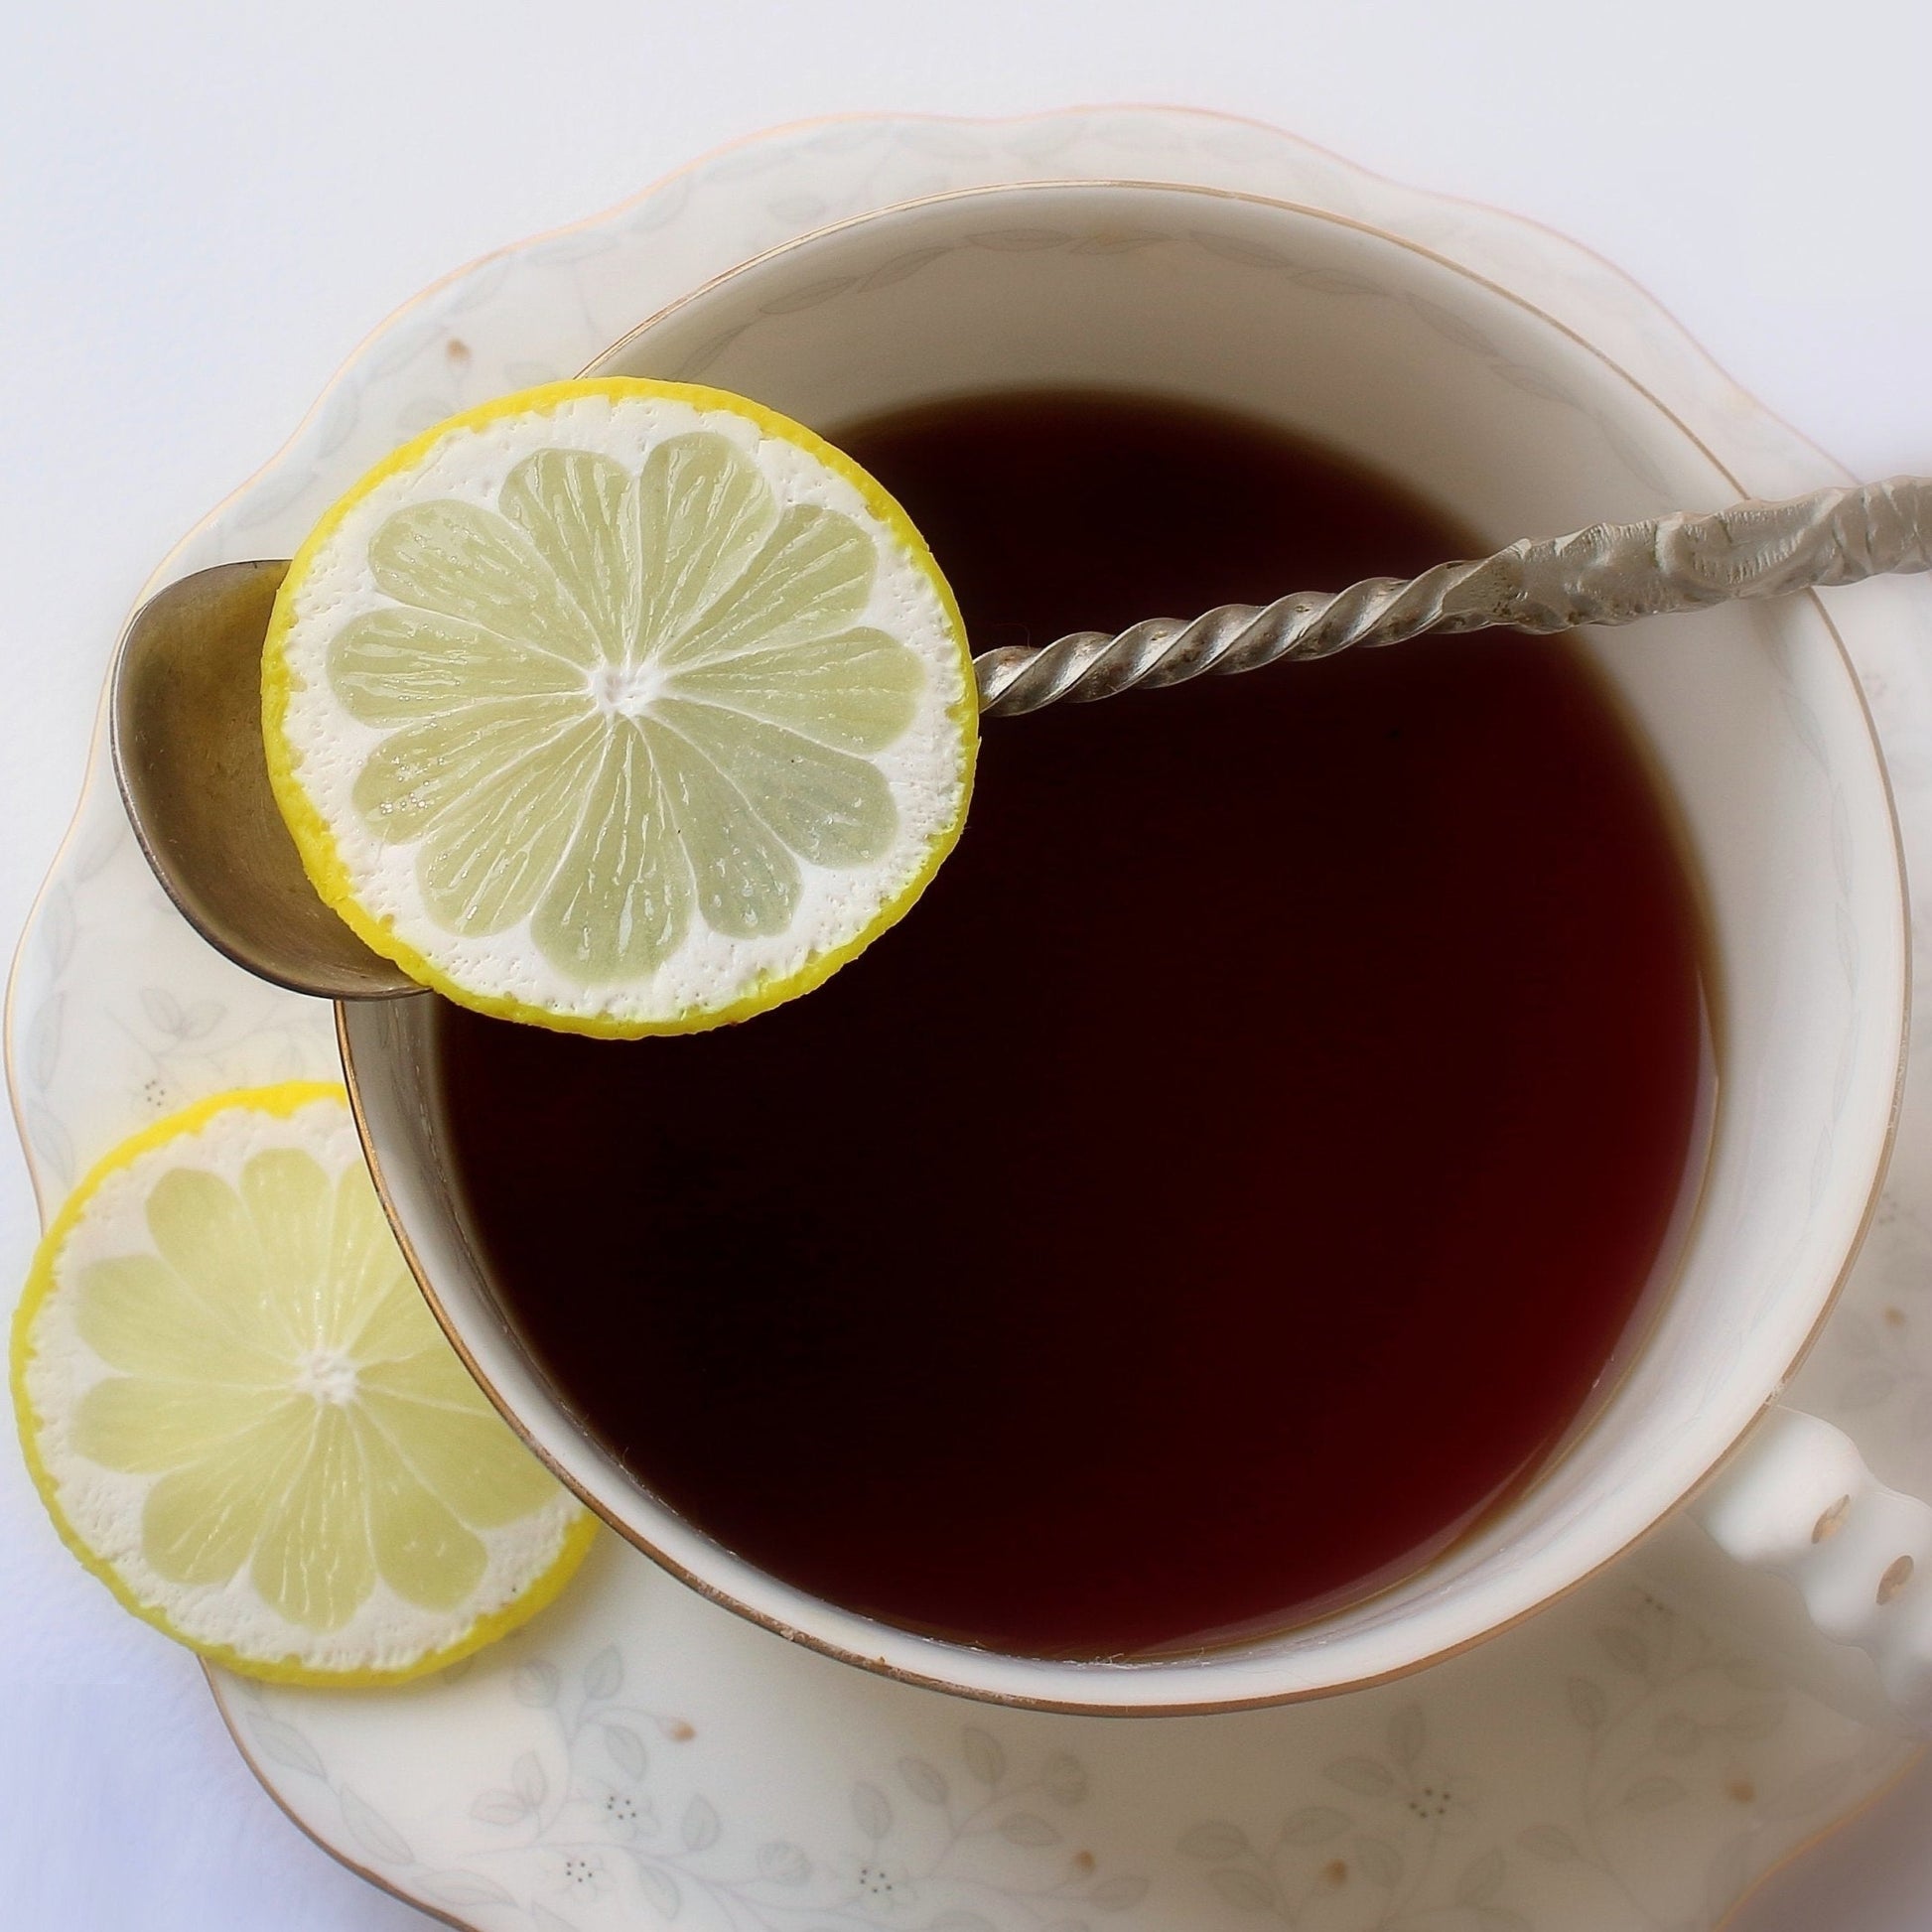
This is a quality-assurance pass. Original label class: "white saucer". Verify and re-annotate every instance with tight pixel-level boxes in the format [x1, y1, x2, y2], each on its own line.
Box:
[12, 106, 1932, 1932]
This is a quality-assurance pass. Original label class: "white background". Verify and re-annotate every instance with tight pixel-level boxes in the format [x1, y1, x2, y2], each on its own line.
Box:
[4, 2, 1932, 1925]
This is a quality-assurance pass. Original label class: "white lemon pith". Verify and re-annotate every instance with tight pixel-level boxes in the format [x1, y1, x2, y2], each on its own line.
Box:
[264, 379, 977, 1035]
[12, 1085, 594, 1685]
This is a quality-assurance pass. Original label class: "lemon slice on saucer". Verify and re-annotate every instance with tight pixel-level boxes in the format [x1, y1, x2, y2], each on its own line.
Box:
[11, 1083, 594, 1686]
[263, 378, 976, 1036]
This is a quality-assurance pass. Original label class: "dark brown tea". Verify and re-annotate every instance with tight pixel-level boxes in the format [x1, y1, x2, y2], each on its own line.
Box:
[435, 391, 1712, 1659]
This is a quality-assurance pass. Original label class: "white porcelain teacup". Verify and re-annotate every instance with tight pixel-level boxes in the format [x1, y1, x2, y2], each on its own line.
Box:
[341, 182, 1919, 1715]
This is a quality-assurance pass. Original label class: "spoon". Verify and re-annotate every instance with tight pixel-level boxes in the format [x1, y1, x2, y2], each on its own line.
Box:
[112, 475, 1932, 1002]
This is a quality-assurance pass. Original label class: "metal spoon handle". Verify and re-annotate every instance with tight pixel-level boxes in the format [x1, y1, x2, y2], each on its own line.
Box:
[973, 477, 1932, 718]
[111, 475, 1932, 1003]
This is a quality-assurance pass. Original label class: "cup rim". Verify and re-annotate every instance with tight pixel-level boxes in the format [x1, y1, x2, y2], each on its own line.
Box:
[342, 176, 1911, 1715]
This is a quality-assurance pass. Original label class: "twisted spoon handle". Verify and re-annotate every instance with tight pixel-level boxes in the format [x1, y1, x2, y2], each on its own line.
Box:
[973, 476, 1932, 718]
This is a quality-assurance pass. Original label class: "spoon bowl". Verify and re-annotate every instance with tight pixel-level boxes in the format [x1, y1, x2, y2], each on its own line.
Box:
[108, 558, 417, 1002]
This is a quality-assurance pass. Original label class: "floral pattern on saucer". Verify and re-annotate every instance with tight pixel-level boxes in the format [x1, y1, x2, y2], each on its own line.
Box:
[234, 1614, 1150, 1931]
[222, 1539, 1908, 1932]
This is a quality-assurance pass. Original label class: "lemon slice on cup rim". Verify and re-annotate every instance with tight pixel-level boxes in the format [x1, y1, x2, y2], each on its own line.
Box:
[263, 378, 978, 1037]
[11, 1083, 595, 1686]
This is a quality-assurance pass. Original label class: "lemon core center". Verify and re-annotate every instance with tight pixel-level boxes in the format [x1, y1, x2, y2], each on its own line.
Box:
[292, 1345, 359, 1406]
[587, 661, 668, 720]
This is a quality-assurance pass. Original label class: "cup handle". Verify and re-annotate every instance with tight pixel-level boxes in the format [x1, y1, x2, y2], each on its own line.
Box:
[1696, 1405, 1932, 1718]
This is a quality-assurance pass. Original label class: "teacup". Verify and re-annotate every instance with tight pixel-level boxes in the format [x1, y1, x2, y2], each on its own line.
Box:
[340, 181, 1915, 1714]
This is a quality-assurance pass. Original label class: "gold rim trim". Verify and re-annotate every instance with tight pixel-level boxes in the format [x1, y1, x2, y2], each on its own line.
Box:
[342, 175, 1910, 1717]
[206, 1679, 477, 1932]
[1709, 1742, 1927, 1932]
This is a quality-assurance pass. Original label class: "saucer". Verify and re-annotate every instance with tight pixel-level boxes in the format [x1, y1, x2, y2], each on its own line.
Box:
[12, 105, 1932, 1932]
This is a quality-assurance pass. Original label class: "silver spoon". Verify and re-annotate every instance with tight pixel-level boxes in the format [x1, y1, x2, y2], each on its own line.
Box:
[112, 476, 1932, 1003]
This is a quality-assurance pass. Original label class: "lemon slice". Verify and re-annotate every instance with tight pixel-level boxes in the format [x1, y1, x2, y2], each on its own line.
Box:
[11, 1083, 595, 1685]
[263, 378, 976, 1035]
